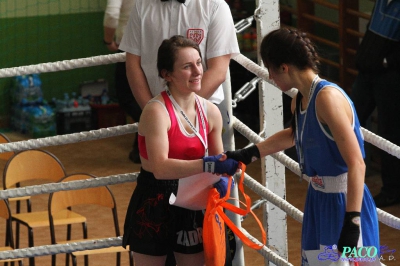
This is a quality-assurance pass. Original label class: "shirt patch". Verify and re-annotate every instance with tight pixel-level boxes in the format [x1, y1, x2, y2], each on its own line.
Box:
[311, 175, 325, 189]
[187, 29, 204, 44]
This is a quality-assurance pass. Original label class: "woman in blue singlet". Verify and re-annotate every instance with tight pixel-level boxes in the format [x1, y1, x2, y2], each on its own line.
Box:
[223, 28, 380, 266]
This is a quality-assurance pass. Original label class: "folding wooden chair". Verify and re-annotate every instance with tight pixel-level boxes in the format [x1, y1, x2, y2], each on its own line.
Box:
[0, 133, 31, 217]
[48, 173, 133, 266]
[3, 149, 86, 266]
[0, 199, 24, 266]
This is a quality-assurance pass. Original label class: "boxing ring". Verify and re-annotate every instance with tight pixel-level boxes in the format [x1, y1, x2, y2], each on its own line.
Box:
[0, 0, 400, 265]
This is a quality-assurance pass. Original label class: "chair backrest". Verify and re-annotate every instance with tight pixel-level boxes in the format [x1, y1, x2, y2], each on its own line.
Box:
[0, 199, 16, 248]
[48, 173, 119, 237]
[0, 133, 14, 161]
[0, 199, 11, 220]
[49, 173, 116, 214]
[3, 149, 66, 189]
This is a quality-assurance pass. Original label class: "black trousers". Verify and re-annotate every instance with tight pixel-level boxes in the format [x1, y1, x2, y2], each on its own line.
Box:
[115, 61, 141, 123]
[351, 69, 400, 196]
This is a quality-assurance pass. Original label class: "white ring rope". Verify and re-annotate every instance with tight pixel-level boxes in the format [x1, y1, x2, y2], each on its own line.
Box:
[361, 128, 400, 160]
[0, 173, 138, 200]
[0, 237, 123, 260]
[244, 172, 304, 223]
[377, 209, 400, 230]
[0, 123, 137, 153]
[0, 228, 290, 265]
[232, 54, 297, 98]
[0, 53, 125, 78]
[232, 116, 301, 176]
[242, 228, 293, 266]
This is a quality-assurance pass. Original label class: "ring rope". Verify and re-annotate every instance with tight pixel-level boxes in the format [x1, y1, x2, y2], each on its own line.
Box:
[361, 128, 400, 159]
[0, 225, 296, 265]
[243, 172, 304, 223]
[0, 237, 123, 260]
[0, 124, 137, 154]
[233, 116, 301, 176]
[0, 53, 125, 78]
[377, 209, 400, 230]
[0, 173, 138, 200]
[242, 228, 293, 266]
[232, 54, 297, 98]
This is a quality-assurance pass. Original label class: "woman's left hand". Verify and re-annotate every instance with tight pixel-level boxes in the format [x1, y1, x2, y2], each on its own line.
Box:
[213, 177, 235, 198]
[337, 212, 361, 254]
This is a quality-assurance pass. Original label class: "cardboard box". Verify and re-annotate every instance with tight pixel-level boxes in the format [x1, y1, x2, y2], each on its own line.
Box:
[90, 103, 126, 129]
[56, 106, 92, 134]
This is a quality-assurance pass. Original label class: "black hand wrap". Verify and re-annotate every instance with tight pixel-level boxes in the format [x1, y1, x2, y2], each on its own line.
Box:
[224, 145, 260, 165]
[337, 211, 361, 253]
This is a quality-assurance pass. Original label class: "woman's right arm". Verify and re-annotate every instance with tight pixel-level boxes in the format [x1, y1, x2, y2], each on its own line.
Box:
[140, 101, 237, 179]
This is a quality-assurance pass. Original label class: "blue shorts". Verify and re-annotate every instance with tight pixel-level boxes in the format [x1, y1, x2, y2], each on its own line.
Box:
[301, 181, 379, 265]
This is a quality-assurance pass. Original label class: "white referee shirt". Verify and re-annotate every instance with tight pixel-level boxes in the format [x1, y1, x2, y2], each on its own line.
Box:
[119, 0, 240, 103]
[103, 0, 135, 45]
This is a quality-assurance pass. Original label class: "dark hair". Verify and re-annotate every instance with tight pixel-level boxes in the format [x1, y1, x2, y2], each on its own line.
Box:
[157, 35, 202, 78]
[260, 27, 320, 73]
[260, 28, 320, 137]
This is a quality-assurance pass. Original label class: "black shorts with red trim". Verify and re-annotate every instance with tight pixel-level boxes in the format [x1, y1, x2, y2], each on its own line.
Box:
[122, 168, 204, 256]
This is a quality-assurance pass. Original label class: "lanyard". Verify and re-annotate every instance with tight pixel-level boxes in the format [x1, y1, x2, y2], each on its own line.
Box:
[165, 88, 208, 156]
[295, 75, 319, 180]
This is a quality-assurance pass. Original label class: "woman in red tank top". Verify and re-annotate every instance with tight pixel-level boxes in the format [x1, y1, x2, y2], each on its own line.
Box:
[122, 35, 239, 266]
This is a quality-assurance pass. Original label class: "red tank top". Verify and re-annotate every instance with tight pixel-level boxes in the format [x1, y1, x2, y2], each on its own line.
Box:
[138, 91, 209, 160]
